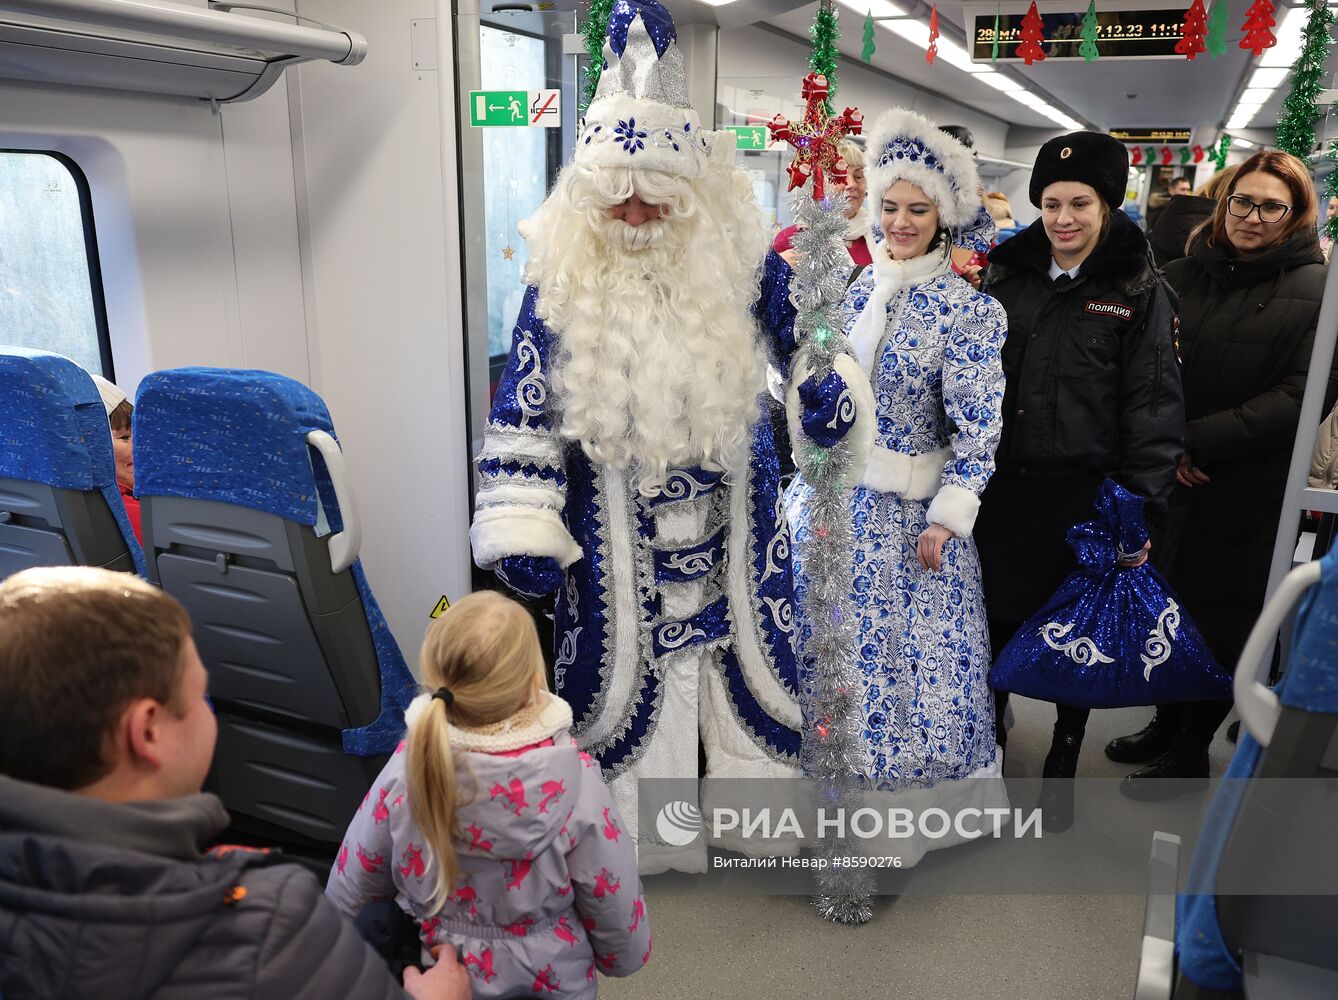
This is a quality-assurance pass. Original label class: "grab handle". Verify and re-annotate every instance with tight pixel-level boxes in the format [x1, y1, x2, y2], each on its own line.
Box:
[1234, 560, 1321, 747]
[306, 430, 361, 575]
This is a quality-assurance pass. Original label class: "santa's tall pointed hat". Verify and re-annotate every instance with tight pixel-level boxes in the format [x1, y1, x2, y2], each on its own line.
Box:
[575, 0, 714, 176]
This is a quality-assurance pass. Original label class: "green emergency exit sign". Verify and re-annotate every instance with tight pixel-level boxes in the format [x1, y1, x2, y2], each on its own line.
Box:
[727, 125, 769, 150]
[469, 90, 529, 127]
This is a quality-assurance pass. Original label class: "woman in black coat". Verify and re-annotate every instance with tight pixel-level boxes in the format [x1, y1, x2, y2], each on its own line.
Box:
[974, 132, 1184, 830]
[1108, 150, 1329, 792]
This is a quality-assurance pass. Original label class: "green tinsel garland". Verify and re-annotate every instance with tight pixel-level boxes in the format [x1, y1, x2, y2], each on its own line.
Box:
[809, 1, 841, 114]
[1275, 0, 1335, 157]
[580, 0, 616, 113]
[1327, 141, 1338, 241]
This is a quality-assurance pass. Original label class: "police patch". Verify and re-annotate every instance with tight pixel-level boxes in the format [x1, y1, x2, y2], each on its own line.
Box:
[1084, 300, 1134, 321]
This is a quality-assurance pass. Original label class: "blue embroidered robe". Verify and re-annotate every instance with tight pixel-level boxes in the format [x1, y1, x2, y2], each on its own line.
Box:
[472, 284, 802, 780]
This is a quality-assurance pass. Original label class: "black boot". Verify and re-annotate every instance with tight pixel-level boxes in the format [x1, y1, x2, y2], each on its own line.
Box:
[1038, 728, 1083, 833]
[1104, 706, 1180, 764]
[1120, 737, 1210, 801]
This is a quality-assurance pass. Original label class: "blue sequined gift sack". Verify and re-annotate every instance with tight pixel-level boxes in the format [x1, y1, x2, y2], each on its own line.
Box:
[989, 479, 1232, 708]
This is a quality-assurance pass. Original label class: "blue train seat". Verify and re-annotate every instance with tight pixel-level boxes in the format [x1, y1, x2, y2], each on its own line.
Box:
[0, 348, 143, 580]
[133, 367, 416, 850]
[1135, 546, 1338, 999]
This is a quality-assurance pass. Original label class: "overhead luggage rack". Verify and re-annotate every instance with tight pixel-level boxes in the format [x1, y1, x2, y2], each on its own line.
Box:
[0, 0, 366, 103]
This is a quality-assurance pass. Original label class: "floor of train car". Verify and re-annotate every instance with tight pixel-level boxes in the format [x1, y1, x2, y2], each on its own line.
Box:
[604, 696, 1238, 1000]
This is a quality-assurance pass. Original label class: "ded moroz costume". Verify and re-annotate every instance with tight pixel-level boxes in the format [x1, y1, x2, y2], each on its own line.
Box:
[469, 0, 812, 874]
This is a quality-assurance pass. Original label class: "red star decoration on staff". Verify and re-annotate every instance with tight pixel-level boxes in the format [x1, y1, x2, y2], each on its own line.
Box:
[767, 72, 864, 202]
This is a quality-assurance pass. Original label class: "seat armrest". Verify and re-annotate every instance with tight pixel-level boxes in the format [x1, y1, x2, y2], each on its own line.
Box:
[1134, 831, 1181, 1000]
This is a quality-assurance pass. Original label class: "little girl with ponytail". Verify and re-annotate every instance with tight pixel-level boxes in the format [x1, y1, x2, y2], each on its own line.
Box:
[327, 591, 649, 998]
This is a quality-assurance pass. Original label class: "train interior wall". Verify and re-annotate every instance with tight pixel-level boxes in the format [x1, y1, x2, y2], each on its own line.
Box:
[0, 0, 472, 662]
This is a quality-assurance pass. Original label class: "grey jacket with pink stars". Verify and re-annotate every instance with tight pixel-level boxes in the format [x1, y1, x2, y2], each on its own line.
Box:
[325, 693, 650, 999]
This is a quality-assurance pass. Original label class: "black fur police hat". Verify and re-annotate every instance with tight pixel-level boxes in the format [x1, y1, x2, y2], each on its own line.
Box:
[1028, 131, 1128, 208]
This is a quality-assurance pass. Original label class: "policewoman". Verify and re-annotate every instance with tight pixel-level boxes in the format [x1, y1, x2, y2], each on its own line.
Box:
[974, 131, 1184, 829]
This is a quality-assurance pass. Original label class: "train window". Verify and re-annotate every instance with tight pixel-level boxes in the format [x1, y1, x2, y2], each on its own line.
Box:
[0, 150, 112, 377]
[479, 25, 549, 364]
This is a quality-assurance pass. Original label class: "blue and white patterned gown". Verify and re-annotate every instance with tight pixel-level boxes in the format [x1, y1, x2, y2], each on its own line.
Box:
[788, 255, 1009, 863]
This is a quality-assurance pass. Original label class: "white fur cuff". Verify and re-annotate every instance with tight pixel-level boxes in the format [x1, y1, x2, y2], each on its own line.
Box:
[784, 351, 874, 490]
[862, 445, 952, 499]
[925, 483, 981, 538]
[470, 506, 584, 569]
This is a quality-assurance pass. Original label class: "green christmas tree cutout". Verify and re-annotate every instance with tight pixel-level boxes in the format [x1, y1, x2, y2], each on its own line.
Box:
[1206, 0, 1229, 57]
[862, 9, 876, 62]
[1079, 0, 1100, 63]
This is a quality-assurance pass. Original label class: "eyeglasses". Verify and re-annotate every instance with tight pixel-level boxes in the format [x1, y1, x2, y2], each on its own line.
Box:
[1226, 194, 1291, 224]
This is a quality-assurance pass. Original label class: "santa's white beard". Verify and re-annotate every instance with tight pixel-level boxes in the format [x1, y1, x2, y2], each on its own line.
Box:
[521, 163, 771, 494]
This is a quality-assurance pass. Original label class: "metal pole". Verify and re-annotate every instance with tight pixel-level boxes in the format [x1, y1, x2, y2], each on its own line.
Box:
[1264, 239, 1338, 601]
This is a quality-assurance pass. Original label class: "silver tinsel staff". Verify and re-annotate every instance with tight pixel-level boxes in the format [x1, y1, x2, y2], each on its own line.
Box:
[776, 80, 877, 931]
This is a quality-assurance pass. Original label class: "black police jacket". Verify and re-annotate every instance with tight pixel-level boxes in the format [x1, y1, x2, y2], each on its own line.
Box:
[982, 211, 1185, 509]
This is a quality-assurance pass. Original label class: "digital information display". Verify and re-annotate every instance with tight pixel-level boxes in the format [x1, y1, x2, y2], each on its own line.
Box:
[972, 8, 1187, 61]
[1109, 127, 1193, 144]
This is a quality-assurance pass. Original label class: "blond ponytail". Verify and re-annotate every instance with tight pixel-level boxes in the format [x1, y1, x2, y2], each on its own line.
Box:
[404, 590, 548, 910]
[407, 695, 461, 910]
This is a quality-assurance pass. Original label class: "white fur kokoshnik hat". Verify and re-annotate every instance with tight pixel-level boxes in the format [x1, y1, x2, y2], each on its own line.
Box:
[575, 0, 716, 177]
[864, 108, 984, 231]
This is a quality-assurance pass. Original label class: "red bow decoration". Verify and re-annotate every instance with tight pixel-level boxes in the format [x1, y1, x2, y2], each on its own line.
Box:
[770, 73, 864, 201]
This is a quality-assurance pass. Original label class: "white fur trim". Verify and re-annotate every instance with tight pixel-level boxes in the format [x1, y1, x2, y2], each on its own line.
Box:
[864, 108, 982, 230]
[470, 506, 583, 569]
[925, 483, 982, 538]
[405, 691, 574, 753]
[575, 92, 709, 177]
[785, 351, 874, 490]
[475, 482, 565, 514]
[848, 245, 954, 377]
[862, 445, 952, 499]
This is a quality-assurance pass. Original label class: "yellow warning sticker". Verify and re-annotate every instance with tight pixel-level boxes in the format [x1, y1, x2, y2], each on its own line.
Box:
[429, 595, 451, 619]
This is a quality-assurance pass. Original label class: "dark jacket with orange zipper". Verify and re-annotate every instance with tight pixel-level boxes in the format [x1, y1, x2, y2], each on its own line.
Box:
[0, 774, 412, 1000]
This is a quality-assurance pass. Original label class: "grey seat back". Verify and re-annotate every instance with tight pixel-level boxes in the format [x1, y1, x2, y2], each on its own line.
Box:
[0, 478, 136, 577]
[143, 495, 384, 847]
[133, 367, 416, 852]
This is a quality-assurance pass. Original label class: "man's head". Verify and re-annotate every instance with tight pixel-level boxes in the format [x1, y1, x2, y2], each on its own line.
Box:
[521, 154, 770, 493]
[0, 566, 215, 801]
[1169, 176, 1192, 197]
